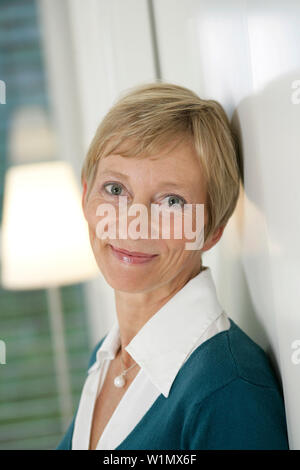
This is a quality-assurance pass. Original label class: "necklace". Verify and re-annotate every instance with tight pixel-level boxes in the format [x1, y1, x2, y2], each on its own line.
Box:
[113, 349, 138, 388]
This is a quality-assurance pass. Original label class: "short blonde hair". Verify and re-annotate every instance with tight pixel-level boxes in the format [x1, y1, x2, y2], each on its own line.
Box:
[81, 81, 241, 245]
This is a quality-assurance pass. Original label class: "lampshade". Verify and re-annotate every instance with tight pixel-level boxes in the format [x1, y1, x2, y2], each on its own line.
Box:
[1, 160, 99, 289]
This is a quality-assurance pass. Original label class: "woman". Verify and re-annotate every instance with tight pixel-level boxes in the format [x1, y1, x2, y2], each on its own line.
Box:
[56, 82, 289, 450]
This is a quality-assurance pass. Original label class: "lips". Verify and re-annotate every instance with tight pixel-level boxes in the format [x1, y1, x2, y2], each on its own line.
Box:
[109, 244, 157, 258]
[108, 244, 158, 265]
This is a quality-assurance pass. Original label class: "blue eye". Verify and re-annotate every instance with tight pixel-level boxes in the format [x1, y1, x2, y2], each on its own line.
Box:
[162, 194, 186, 209]
[103, 183, 123, 196]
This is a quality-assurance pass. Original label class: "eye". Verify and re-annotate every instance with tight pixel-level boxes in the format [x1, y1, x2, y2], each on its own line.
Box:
[161, 194, 186, 209]
[103, 182, 124, 196]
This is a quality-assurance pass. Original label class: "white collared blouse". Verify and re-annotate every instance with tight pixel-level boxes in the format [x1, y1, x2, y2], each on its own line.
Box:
[72, 266, 230, 450]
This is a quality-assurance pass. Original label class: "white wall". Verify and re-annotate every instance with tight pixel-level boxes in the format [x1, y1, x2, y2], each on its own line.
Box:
[39, 0, 300, 449]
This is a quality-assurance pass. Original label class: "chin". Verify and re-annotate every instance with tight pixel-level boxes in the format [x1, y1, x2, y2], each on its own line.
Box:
[93, 243, 158, 292]
[101, 268, 154, 293]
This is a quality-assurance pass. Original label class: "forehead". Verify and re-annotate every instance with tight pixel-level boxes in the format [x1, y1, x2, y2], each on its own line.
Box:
[97, 136, 205, 187]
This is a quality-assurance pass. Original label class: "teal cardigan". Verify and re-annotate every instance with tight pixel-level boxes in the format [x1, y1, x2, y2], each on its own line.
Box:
[56, 318, 289, 450]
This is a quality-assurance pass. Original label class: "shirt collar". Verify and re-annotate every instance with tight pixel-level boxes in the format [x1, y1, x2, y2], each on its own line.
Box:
[88, 320, 121, 374]
[88, 266, 224, 398]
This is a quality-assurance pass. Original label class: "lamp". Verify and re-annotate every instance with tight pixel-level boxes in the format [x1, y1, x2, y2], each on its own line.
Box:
[0, 160, 99, 429]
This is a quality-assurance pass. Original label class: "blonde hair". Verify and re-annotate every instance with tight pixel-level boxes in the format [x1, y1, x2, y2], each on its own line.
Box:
[81, 81, 241, 245]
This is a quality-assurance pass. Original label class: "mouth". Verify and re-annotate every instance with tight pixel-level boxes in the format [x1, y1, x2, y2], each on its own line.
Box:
[108, 244, 159, 265]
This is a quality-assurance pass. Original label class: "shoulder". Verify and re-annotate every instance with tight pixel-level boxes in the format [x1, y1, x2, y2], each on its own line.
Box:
[177, 317, 283, 403]
[178, 319, 289, 449]
[224, 318, 282, 388]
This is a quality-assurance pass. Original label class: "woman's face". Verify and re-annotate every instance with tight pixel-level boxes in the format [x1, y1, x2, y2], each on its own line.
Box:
[82, 136, 221, 293]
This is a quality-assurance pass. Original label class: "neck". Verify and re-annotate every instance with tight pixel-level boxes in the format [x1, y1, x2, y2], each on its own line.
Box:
[114, 259, 203, 369]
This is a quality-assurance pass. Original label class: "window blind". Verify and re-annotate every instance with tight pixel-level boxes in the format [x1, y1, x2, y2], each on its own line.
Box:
[0, 0, 91, 450]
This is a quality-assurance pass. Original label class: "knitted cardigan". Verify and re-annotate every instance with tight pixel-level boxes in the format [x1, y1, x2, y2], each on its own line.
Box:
[56, 318, 289, 450]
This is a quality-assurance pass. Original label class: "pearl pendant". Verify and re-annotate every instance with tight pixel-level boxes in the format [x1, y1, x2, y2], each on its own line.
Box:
[114, 374, 126, 388]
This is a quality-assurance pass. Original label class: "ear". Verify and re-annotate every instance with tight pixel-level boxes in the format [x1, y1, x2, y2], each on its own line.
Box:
[201, 224, 226, 252]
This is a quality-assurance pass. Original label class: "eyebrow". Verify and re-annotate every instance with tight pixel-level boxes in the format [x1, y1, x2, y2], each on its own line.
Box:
[99, 170, 186, 191]
[99, 170, 130, 180]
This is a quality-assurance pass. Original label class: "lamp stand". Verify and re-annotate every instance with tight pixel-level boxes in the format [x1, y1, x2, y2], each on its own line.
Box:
[46, 286, 73, 431]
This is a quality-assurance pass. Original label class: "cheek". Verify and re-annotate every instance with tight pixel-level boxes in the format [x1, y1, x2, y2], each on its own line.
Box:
[161, 237, 189, 260]
[85, 196, 110, 228]
[164, 206, 206, 254]
[85, 210, 98, 240]
[162, 207, 205, 241]
[84, 198, 109, 248]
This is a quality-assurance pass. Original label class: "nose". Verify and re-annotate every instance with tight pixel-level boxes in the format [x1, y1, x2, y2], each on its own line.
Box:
[122, 194, 155, 240]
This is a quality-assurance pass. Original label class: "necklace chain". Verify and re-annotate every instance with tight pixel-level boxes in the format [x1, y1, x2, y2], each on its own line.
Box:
[120, 349, 138, 375]
[113, 346, 138, 388]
